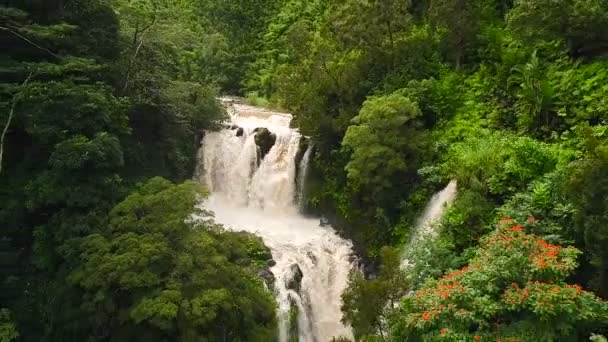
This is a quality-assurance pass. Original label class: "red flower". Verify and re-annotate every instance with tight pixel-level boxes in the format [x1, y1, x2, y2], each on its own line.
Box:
[474, 336, 481, 341]
[510, 225, 523, 232]
[440, 328, 448, 335]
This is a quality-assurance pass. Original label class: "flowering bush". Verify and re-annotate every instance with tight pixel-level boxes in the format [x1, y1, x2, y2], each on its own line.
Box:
[391, 219, 608, 341]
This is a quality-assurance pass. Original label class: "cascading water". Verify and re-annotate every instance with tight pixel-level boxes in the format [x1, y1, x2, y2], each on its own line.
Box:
[401, 180, 458, 269]
[195, 99, 354, 342]
[296, 143, 313, 210]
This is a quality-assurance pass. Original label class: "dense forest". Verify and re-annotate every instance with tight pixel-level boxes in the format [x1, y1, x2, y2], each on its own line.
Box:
[2, 0, 608, 341]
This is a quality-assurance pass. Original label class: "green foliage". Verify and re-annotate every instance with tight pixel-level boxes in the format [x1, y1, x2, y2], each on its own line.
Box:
[342, 94, 422, 193]
[341, 247, 409, 340]
[69, 178, 277, 341]
[5, 0, 608, 339]
[195, 0, 283, 92]
[112, 0, 226, 181]
[565, 125, 608, 297]
[1, 1, 228, 340]
[508, 51, 556, 134]
[551, 60, 608, 127]
[507, 0, 608, 56]
[0, 309, 18, 342]
[440, 189, 495, 252]
[428, 0, 499, 68]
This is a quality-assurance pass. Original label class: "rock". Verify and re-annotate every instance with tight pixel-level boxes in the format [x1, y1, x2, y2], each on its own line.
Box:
[306, 251, 317, 265]
[236, 127, 244, 137]
[284, 263, 304, 292]
[319, 216, 329, 227]
[259, 269, 275, 292]
[294, 136, 310, 167]
[253, 127, 277, 160]
[267, 259, 277, 267]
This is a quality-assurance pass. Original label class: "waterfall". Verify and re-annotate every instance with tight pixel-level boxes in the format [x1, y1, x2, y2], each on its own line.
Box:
[401, 180, 458, 268]
[195, 100, 354, 342]
[297, 143, 313, 210]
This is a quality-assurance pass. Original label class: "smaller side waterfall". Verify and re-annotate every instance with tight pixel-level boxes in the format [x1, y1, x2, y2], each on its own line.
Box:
[401, 180, 458, 268]
[297, 144, 313, 210]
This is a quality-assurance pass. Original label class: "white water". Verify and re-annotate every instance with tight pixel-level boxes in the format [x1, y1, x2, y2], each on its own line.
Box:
[401, 180, 458, 268]
[297, 143, 313, 209]
[196, 100, 354, 342]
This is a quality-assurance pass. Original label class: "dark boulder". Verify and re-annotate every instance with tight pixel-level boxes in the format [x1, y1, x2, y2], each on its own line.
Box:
[284, 263, 304, 293]
[306, 251, 317, 265]
[294, 136, 310, 167]
[259, 269, 275, 291]
[236, 127, 244, 137]
[253, 127, 277, 160]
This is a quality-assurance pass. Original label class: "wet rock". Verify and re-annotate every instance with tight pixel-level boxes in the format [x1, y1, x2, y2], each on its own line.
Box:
[294, 136, 310, 168]
[285, 263, 304, 292]
[259, 269, 275, 292]
[267, 259, 277, 267]
[319, 216, 329, 227]
[236, 127, 244, 137]
[253, 127, 276, 160]
[306, 251, 317, 265]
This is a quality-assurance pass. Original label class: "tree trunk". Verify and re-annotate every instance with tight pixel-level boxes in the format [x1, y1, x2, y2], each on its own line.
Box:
[1, 71, 33, 175]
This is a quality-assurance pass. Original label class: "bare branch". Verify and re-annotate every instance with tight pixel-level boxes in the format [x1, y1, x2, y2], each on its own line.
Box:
[1, 71, 34, 175]
[0, 26, 60, 59]
[123, 15, 156, 92]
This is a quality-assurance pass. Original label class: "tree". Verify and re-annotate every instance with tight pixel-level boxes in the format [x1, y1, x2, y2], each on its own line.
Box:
[507, 0, 608, 57]
[566, 125, 608, 298]
[342, 93, 422, 194]
[111, 0, 226, 182]
[329, 0, 412, 53]
[342, 247, 409, 340]
[1, 2, 224, 339]
[391, 220, 608, 341]
[428, 0, 497, 68]
[195, 0, 283, 92]
[69, 178, 277, 341]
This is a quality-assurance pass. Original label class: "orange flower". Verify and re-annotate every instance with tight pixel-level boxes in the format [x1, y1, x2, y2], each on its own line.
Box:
[422, 311, 431, 321]
[510, 225, 523, 231]
[474, 336, 481, 341]
[440, 328, 448, 335]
